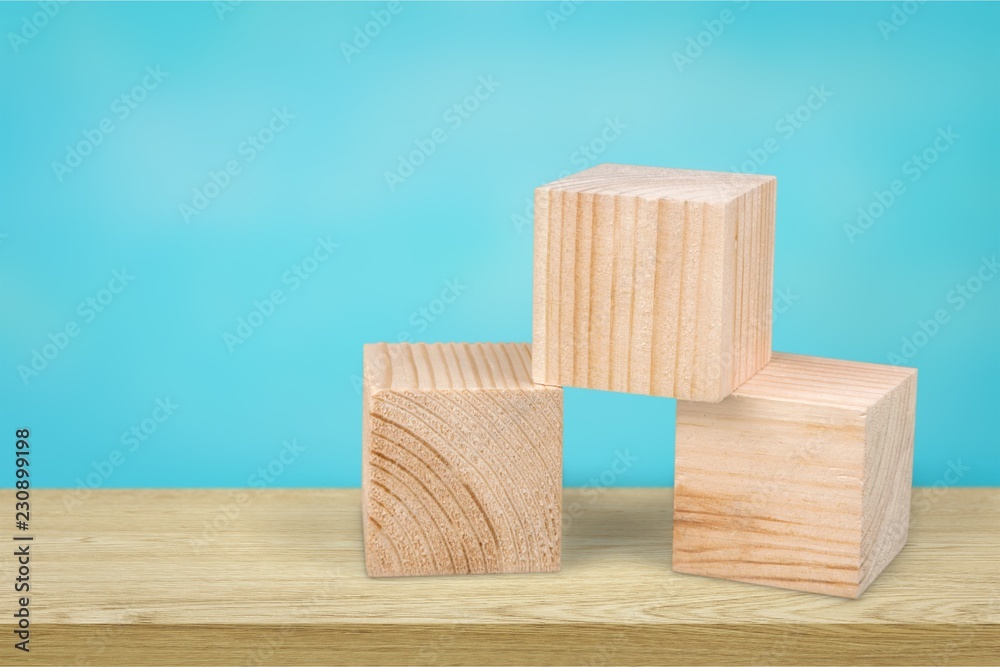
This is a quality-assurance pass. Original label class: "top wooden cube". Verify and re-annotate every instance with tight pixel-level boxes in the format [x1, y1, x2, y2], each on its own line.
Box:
[532, 164, 777, 402]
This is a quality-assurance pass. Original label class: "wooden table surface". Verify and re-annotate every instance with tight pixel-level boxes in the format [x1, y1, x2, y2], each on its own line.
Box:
[3, 488, 997, 666]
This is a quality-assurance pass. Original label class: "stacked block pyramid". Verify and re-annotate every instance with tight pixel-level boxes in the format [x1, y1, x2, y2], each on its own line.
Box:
[361, 164, 917, 598]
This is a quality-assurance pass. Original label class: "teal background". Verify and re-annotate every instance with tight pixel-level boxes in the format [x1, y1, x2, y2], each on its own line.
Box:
[1, 1, 998, 492]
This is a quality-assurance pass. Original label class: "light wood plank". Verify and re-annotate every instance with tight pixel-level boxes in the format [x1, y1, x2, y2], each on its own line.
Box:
[2, 488, 997, 666]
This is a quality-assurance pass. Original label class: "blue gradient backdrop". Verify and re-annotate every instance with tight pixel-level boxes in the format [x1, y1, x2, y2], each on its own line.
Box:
[1, 2, 998, 490]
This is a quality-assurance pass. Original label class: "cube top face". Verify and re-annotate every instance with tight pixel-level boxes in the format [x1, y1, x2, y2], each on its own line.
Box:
[673, 353, 917, 598]
[734, 352, 917, 411]
[364, 342, 542, 393]
[541, 163, 775, 205]
[362, 342, 562, 577]
[532, 163, 776, 402]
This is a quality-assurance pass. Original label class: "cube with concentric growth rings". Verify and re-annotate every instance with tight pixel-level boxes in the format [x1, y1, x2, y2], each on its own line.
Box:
[362, 342, 562, 577]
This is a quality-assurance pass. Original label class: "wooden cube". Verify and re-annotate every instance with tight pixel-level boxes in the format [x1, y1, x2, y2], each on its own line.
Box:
[673, 353, 918, 598]
[362, 342, 562, 577]
[532, 163, 776, 402]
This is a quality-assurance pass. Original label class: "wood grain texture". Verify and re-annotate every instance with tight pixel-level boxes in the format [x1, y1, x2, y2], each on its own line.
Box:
[362, 342, 562, 577]
[3, 488, 997, 666]
[674, 352, 919, 598]
[532, 163, 777, 402]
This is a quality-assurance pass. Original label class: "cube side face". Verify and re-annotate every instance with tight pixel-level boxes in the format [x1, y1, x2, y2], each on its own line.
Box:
[361, 366, 375, 571]
[360, 344, 390, 574]
[859, 371, 918, 595]
[532, 187, 553, 388]
[533, 184, 741, 401]
[673, 397, 866, 598]
[726, 180, 776, 392]
[363, 386, 562, 577]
